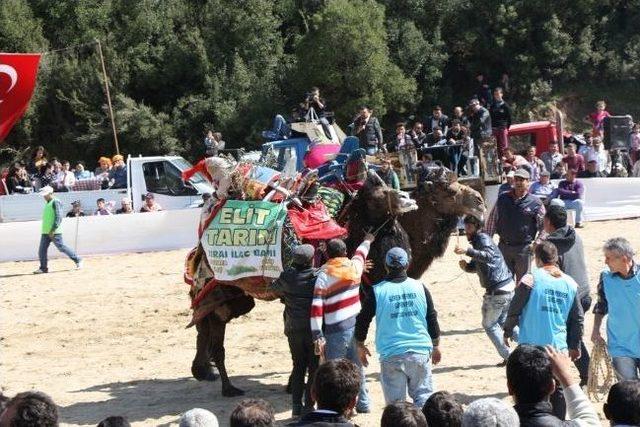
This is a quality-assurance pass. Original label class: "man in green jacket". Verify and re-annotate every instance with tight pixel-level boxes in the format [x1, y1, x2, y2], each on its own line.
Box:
[34, 186, 82, 274]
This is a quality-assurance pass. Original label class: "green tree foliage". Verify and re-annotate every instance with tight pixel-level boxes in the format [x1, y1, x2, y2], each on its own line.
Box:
[1, 0, 640, 164]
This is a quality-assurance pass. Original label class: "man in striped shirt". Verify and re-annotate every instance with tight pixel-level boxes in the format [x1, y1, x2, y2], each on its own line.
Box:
[311, 233, 375, 413]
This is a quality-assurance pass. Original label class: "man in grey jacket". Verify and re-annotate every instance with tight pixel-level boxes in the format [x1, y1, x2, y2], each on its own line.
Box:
[543, 204, 591, 386]
[456, 214, 515, 365]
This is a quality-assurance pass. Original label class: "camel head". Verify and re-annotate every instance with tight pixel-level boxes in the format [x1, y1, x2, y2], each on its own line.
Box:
[355, 171, 418, 225]
[415, 167, 485, 218]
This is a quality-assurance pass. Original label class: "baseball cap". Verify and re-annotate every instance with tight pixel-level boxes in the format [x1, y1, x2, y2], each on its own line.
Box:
[514, 168, 530, 179]
[540, 170, 550, 177]
[39, 185, 54, 196]
[385, 247, 409, 269]
[506, 171, 515, 178]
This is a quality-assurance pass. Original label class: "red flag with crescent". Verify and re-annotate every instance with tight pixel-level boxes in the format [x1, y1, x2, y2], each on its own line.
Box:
[0, 53, 41, 141]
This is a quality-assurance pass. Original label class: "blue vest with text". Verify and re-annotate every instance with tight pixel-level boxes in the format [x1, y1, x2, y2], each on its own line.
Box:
[518, 268, 578, 351]
[602, 268, 640, 358]
[373, 278, 432, 361]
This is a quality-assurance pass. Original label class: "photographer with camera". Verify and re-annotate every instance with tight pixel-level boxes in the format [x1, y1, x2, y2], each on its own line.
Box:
[299, 87, 327, 119]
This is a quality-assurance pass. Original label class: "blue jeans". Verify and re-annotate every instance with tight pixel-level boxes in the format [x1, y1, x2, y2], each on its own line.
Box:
[38, 233, 80, 272]
[551, 198, 584, 224]
[612, 356, 640, 381]
[262, 114, 290, 141]
[380, 352, 433, 408]
[482, 292, 514, 361]
[324, 327, 370, 410]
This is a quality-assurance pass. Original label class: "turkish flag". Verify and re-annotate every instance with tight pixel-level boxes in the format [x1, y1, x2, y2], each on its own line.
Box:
[0, 53, 41, 141]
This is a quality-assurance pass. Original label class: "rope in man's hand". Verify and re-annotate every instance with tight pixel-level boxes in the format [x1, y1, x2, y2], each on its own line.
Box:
[587, 339, 616, 402]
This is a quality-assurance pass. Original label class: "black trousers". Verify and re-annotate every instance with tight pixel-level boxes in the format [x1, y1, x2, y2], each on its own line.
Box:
[498, 242, 531, 283]
[574, 296, 592, 386]
[287, 330, 319, 410]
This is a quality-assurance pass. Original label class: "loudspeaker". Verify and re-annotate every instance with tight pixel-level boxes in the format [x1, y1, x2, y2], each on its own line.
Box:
[604, 115, 633, 150]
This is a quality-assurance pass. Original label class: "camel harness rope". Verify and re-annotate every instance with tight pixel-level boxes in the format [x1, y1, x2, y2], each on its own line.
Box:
[587, 339, 616, 402]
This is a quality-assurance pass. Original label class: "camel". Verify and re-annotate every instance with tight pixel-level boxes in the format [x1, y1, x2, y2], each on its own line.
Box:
[185, 174, 413, 396]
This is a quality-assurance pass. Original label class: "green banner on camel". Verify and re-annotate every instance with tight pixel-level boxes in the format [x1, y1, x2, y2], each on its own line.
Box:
[200, 200, 286, 281]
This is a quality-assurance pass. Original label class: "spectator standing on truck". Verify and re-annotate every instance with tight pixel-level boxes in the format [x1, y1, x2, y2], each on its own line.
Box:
[351, 106, 383, 155]
[34, 186, 82, 274]
[26, 146, 48, 177]
[468, 99, 492, 156]
[74, 162, 93, 180]
[95, 157, 112, 180]
[489, 87, 512, 158]
[583, 100, 611, 138]
[109, 155, 127, 189]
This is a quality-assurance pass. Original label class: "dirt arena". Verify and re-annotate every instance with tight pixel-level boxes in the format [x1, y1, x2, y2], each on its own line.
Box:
[2, 219, 638, 426]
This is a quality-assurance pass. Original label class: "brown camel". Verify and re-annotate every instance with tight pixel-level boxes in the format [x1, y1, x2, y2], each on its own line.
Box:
[186, 174, 413, 396]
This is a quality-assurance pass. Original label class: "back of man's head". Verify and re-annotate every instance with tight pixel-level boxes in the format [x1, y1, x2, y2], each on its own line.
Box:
[506, 345, 553, 404]
[312, 359, 360, 415]
[604, 380, 640, 425]
[381, 402, 427, 427]
[179, 408, 218, 427]
[422, 391, 463, 427]
[462, 398, 519, 427]
[97, 416, 131, 427]
[1, 391, 59, 427]
[545, 205, 567, 230]
[326, 239, 347, 258]
[229, 399, 273, 427]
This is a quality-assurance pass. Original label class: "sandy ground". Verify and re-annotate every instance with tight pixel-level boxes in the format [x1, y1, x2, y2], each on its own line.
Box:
[2, 219, 638, 426]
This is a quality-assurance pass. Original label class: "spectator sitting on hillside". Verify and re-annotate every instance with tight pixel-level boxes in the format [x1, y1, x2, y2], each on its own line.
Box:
[540, 141, 563, 174]
[524, 146, 547, 181]
[474, 72, 492, 106]
[95, 198, 113, 216]
[604, 381, 640, 427]
[577, 132, 593, 158]
[410, 122, 427, 148]
[501, 147, 528, 173]
[140, 193, 162, 212]
[66, 200, 85, 217]
[562, 143, 586, 173]
[116, 197, 134, 214]
[591, 137, 611, 175]
[551, 168, 585, 227]
[529, 170, 556, 201]
[0, 391, 59, 427]
[579, 160, 605, 178]
[288, 359, 360, 427]
[95, 157, 112, 178]
[462, 398, 519, 427]
[109, 155, 127, 189]
[583, 100, 610, 138]
[381, 402, 428, 427]
[74, 162, 94, 180]
[230, 398, 274, 427]
[507, 345, 599, 426]
[27, 145, 48, 176]
[422, 391, 463, 427]
[179, 408, 218, 427]
[97, 415, 131, 427]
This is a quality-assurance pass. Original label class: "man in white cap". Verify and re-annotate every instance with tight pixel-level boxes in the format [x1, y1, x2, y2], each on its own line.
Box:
[34, 186, 82, 274]
[355, 247, 441, 408]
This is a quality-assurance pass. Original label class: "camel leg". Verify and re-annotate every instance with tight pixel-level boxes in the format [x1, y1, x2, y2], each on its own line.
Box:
[209, 314, 245, 397]
[191, 313, 219, 382]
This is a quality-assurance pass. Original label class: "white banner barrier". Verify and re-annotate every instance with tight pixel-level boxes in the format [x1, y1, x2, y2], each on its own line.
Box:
[0, 209, 200, 263]
[485, 177, 640, 221]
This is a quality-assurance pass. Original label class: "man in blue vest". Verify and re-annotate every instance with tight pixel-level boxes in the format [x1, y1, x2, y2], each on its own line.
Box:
[503, 240, 584, 419]
[354, 247, 441, 408]
[455, 214, 515, 366]
[484, 168, 545, 282]
[591, 237, 640, 380]
[34, 186, 82, 274]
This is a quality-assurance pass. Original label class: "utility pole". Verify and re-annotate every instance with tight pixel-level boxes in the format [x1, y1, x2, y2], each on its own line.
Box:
[96, 39, 120, 155]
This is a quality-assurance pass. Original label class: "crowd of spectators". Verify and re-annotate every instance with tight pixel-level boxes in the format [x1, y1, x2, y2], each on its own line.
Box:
[2, 354, 637, 426]
[1, 148, 129, 195]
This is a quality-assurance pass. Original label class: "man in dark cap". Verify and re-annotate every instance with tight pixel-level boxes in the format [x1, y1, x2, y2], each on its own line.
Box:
[270, 244, 319, 417]
[355, 247, 441, 408]
[484, 168, 545, 282]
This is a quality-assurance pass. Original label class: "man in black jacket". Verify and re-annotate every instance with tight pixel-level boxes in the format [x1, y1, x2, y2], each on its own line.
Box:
[288, 359, 360, 426]
[425, 105, 449, 135]
[469, 99, 492, 156]
[270, 244, 319, 417]
[456, 215, 515, 365]
[489, 87, 512, 158]
[542, 205, 591, 387]
[351, 106, 383, 155]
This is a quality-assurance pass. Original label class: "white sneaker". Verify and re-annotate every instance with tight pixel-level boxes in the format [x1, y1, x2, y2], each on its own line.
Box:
[33, 269, 47, 274]
[75, 259, 83, 270]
